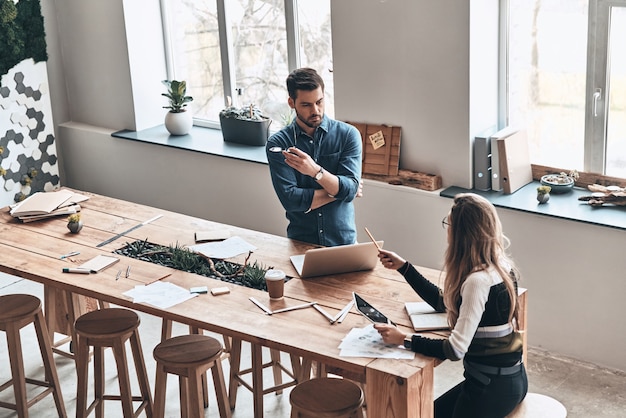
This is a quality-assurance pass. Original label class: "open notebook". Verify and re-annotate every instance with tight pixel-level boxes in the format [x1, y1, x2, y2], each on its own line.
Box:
[290, 241, 383, 278]
[405, 302, 449, 331]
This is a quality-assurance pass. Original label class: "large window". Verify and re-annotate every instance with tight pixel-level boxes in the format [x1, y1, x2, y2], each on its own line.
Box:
[507, 0, 626, 178]
[161, 0, 333, 129]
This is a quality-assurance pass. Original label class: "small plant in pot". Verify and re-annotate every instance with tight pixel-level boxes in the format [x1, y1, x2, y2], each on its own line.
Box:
[540, 169, 579, 194]
[67, 213, 83, 233]
[219, 100, 272, 146]
[536, 185, 551, 204]
[162, 80, 194, 135]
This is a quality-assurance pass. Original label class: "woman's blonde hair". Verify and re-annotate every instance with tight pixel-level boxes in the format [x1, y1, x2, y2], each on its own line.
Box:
[442, 193, 519, 327]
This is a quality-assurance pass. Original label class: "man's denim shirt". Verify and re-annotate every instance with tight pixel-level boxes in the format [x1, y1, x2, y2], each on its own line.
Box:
[266, 115, 362, 246]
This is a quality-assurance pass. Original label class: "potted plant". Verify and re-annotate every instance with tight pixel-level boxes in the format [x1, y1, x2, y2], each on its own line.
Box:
[540, 169, 579, 194]
[67, 213, 83, 233]
[162, 80, 193, 135]
[536, 185, 551, 204]
[219, 101, 272, 146]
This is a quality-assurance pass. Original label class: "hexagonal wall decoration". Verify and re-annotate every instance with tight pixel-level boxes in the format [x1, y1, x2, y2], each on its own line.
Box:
[0, 58, 60, 207]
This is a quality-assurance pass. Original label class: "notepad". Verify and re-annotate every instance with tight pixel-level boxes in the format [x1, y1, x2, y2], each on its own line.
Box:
[78, 255, 120, 272]
[405, 302, 449, 331]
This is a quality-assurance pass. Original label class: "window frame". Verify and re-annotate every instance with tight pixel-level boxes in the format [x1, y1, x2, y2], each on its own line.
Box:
[501, 0, 626, 180]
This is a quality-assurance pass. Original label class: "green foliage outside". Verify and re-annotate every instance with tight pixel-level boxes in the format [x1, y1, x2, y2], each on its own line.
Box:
[0, 0, 47, 81]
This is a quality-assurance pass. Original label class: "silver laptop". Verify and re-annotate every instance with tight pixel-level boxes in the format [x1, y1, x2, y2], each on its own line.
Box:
[290, 241, 383, 278]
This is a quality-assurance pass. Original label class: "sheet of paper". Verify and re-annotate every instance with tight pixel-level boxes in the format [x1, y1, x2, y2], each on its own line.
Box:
[188, 236, 257, 259]
[338, 324, 415, 359]
[123, 281, 197, 309]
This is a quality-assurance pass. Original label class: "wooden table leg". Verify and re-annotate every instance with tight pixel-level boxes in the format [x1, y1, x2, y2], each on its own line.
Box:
[365, 360, 433, 418]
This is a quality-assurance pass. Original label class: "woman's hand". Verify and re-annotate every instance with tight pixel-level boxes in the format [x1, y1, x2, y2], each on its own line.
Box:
[378, 249, 407, 270]
[373, 323, 408, 346]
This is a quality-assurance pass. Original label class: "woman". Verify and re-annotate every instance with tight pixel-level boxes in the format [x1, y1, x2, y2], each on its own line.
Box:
[374, 193, 527, 417]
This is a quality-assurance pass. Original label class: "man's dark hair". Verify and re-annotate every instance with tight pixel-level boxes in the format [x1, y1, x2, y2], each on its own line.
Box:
[286, 68, 325, 100]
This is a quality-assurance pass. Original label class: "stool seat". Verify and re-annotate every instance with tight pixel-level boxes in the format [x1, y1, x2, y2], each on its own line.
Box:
[290, 377, 364, 418]
[506, 393, 567, 418]
[74, 308, 152, 418]
[0, 294, 67, 417]
[153, 334, 231, 418]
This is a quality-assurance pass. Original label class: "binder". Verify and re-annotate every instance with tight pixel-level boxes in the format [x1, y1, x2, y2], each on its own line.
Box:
[473, 126, 497, 191]
[489, 127, 517, 191]
[496, 129, 533, 194]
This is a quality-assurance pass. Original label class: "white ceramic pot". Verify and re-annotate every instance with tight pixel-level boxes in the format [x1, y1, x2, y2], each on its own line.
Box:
[164, 110, 193, 135]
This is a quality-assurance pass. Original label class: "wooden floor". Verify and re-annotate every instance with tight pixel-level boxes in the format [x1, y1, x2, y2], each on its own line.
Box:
[1, 273, 625, 418]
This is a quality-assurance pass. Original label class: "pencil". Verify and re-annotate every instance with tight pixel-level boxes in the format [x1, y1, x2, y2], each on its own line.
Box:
[146, 273, 171, 285]
[364, 227, 382, 251]
[313, 303, 335, 323]
[249, 297, 273, 315]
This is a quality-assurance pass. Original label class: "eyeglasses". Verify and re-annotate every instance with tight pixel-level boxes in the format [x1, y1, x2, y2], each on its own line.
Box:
[441, 216, 450, 229]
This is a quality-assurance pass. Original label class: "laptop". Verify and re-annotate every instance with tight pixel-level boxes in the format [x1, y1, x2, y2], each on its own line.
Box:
[290, 241, 383, 278]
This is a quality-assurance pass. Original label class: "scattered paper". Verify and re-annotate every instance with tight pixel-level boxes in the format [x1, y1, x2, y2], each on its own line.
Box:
[338, 324, 415, 359]
[123, 281, 197, 309]
[189, 236, 257, 259]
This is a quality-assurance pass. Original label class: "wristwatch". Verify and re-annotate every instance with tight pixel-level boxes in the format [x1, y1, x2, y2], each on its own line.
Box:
[314, 167, 324, 181]
[403, 335, 413, 350]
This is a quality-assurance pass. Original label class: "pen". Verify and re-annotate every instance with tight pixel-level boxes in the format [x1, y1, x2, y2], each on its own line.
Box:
[335, 300, 355, 323]
[62, 268, 92, 274]
[313, 303, 335, 323]
[249, 297, 273, 315]
[60, 251, 80, 259]
[116, 270, 121, 281]
[146, 273, 171, 285]
[125, 265, 131, 278]
[272, 301, 317, 315]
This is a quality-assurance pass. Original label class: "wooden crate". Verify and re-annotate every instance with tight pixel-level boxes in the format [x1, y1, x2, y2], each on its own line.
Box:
[345, 121, 401, 176]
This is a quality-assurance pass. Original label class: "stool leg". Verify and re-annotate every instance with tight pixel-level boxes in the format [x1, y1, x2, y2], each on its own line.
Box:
[188, 370, 204, 418]
[211, 359, 232, 418]
[190, 326, 209, 408]
[129, 330, 153, 417]
[75, 335, 91, 418]
[112, 338, 135, 417]
[94, 347, 105, 418]
[152, 364, 167, 418]
[179, 376, 188, 418]
[251, 343, 264, 418]
[33, 309, 67, 417]
[6, 322, 29, 417]
[270, 349, 284, 394]
[228, 338, 243, 410]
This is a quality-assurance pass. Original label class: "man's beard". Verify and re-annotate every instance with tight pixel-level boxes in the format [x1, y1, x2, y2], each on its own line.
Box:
[296, 111, 322, 129]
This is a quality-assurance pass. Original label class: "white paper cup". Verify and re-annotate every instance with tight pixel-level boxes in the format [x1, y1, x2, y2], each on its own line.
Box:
[265, 269, 286, 300]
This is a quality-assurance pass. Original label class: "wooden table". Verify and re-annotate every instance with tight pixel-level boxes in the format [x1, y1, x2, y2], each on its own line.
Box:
[0, 189, 526, 418]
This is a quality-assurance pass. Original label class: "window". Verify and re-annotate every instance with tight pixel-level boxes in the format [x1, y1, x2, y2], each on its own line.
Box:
[161, 0, 333, 130]
[506, 0, 626, 178]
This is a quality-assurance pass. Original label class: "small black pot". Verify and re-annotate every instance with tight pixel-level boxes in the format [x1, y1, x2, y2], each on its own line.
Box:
[219, 115, 272, 146]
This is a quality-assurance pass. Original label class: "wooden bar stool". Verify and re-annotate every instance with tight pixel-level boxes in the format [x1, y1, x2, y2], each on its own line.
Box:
[152, 334, 231, 418]
[228, 337, 301, 417]
[74, 308, 152, 418]
[289, 377, 365, 418]
[0, 294, 67, 418]
[506, 393, 567, 417]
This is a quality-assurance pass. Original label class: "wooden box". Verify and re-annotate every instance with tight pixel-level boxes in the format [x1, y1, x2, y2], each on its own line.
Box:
[345, 122, 401, 176]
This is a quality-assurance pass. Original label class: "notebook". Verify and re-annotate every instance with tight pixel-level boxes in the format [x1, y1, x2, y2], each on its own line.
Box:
[405, 302, 449, 331]
[290, 241, 383, 278]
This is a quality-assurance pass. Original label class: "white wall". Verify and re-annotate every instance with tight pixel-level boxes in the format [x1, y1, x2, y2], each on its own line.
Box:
[43, 0, 625, 372]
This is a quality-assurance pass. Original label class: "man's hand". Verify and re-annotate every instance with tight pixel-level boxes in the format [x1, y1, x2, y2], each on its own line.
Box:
[282, 147, 319, 177]
[356, 179, 364, 198]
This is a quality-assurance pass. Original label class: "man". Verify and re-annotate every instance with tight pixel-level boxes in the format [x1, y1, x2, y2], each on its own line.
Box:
[267, 68, 362, 246]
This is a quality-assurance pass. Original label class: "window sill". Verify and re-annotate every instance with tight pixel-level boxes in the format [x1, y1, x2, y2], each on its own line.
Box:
[112, 124, 268, 165]
[113, 125, 625, 231]
[440, 183, 626, 231]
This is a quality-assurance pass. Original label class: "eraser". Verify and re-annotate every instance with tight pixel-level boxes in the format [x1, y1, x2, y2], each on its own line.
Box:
[190, 286, 208, 294]
[211, 286, 230, 296]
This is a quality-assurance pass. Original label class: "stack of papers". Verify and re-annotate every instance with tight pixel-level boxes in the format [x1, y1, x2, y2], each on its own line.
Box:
[338, 324, 414, 359]
[123, 281, 197, 309]
[9, 189, 89, 222]
[188, 236, 257, 259]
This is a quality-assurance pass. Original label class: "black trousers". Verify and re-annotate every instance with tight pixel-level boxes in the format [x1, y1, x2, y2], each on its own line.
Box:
[434, 364, 528, 418]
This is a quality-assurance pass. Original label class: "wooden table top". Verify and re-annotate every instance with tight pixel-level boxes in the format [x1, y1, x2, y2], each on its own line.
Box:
[0, 188, 443, 377]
